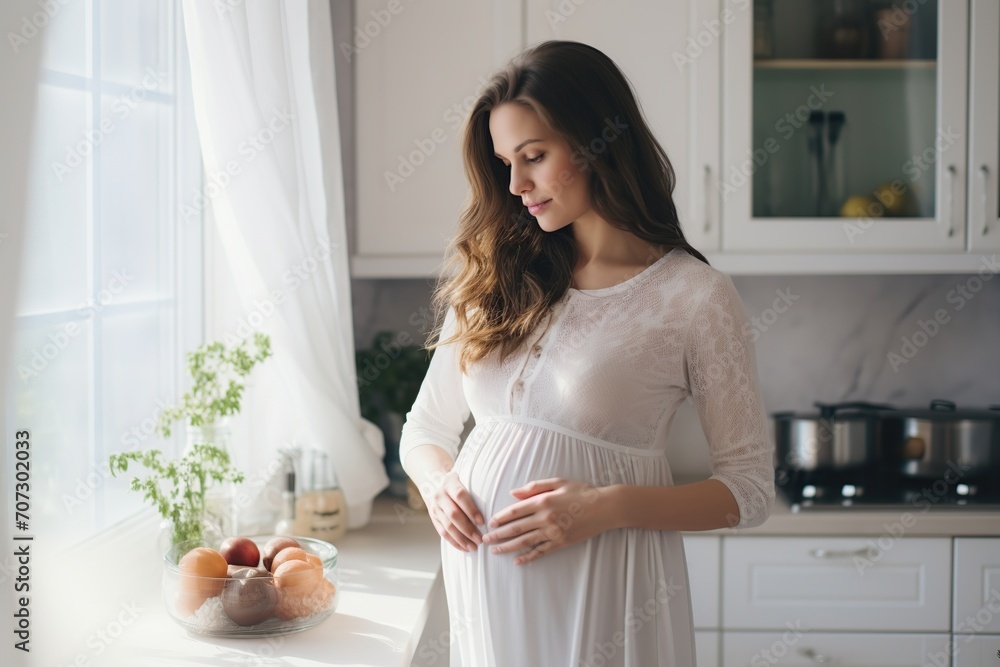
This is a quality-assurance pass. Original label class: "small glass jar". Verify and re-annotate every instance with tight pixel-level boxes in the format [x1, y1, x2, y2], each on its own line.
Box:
[185, 418, 238, 539]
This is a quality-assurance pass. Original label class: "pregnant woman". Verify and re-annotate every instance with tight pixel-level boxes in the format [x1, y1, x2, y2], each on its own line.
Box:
[399, 40, 775, 667]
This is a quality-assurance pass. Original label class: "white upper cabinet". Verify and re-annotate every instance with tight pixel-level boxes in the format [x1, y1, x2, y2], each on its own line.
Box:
[967, 0, 1000, 251]
[721, 0, 969, 252]
[352, 0, 1000, 275]
[524, 0, 721, 252]
[353, 0, 522, 276]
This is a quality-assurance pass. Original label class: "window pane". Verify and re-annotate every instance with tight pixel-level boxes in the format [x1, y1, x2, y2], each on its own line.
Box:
[99, 93, 173, 303]
[99, 307, 176, 528]
[20, 84, 90, 315]
[37, 0, 92, 78]
[100, 0, 173, 90]
[12, 320, 94, 548]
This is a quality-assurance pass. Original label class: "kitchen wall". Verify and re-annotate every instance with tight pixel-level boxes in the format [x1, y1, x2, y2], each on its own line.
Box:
[351, 272, 1000, 477]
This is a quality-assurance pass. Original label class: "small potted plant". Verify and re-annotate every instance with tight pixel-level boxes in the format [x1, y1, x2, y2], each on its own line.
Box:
[109, 332, 273, 551]
[355, 331, 433, 498]
[109, 444, 245, 554]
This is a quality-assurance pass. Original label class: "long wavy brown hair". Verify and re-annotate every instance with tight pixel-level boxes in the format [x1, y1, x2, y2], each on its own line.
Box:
[426, 40, 709, 372]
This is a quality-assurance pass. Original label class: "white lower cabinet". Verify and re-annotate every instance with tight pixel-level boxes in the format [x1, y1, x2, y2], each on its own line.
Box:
[685, 535, 721, 630]
[722, 632, 951, 666]
[954, 539, 1000, 634]
[721, 536, 952, 632]
[951, 635, 1000, 667]
[695, 631, 720, 667]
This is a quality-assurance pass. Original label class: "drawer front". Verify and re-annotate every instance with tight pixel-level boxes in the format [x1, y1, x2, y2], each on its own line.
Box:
[723, 632, 951, 666]
[722, 537, 952, 631]
[952, 634, 1000, 667]
[695, 631, 719, 667]
[685, 535, 721, 629]
[954, 538, 1000, 634]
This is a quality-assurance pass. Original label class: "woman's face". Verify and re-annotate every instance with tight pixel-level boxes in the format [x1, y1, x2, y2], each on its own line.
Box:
[488, 102, 591, 233]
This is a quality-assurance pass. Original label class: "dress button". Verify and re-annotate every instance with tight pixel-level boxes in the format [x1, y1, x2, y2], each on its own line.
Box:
[532, 344, 542, 357]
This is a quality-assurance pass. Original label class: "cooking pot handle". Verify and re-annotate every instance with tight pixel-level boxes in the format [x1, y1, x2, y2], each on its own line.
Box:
[812, 400, 898, 420]
[929, 399, 956, 412]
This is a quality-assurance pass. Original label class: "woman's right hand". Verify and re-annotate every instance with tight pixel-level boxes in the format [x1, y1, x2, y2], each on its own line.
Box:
[423, 470, 485, 552]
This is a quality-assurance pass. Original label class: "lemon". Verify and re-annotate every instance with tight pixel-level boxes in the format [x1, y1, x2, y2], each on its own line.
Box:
[840, 195, 882, 218]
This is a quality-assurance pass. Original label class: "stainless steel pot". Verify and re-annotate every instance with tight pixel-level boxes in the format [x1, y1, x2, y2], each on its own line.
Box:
[773, 401, 906, 471]
[898, 399, 1000, 479]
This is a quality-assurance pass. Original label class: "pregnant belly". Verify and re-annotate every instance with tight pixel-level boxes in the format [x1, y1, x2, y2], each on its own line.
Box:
[454, 419, 666, 521]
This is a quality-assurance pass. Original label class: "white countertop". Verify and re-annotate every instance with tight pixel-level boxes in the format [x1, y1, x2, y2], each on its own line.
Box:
[694, 487, 1000, 538]
[37, 484, 997, 667]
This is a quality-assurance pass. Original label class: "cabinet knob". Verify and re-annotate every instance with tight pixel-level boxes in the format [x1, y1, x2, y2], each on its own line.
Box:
[798, 647, 832, 663]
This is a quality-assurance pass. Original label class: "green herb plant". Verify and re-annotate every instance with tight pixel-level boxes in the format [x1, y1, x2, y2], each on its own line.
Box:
[109, 443, 245, 551]
[156, 332, 272, 438]
[107, 332, 272, 552]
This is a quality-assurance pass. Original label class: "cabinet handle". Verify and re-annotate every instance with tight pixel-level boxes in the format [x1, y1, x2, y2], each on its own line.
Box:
[703, 164, 712, 234]
[979, 164, 990, 236]
[808, 548, 868, 559]
[944, 163, 957, 238]
[798, 647, 831, 663]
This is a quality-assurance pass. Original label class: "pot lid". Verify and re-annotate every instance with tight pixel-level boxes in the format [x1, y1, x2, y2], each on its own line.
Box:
[900, 399, 1000, 421]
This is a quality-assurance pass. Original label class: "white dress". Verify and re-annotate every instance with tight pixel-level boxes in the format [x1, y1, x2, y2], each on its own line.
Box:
[399, 248, 775, 667]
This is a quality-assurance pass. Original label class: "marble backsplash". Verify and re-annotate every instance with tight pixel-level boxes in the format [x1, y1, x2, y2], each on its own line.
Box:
[352, 272, 1000, 477]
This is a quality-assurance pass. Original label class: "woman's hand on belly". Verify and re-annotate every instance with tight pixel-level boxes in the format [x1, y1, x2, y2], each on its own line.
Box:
[422, 470, 486, 552]
[480, 477, 616, 565]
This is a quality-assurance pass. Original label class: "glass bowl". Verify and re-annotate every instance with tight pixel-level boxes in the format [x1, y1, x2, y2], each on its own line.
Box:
[162, 535, 340, 637]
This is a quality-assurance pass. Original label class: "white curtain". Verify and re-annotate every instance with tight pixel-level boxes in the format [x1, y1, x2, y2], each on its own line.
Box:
[181, 0, 388, 528]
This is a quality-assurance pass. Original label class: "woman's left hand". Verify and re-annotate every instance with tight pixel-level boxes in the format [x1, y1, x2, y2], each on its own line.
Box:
[481, 478, 618, 565]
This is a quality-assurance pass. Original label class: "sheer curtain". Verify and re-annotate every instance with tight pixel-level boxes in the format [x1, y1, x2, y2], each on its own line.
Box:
[181, 0, 388, 528]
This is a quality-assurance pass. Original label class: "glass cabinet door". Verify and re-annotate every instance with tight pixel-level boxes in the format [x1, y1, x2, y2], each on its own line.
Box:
[721, 0, 968, 251]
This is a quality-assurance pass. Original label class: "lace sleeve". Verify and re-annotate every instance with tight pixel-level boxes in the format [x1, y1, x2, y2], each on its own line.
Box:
[398, 306, 471, 470]
[683, 272, 775, 528]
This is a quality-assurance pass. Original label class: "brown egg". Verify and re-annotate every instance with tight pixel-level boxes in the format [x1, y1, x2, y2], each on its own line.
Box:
[262, 537, 301, 571]
[176, 547, 228, 616]
[305, 553, 322, 570]
[221, 575, 278, 626]
[269, 547, 309, 574]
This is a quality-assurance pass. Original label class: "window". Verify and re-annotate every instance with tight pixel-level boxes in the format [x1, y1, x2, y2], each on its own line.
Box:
[7, 0, 203, 548]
